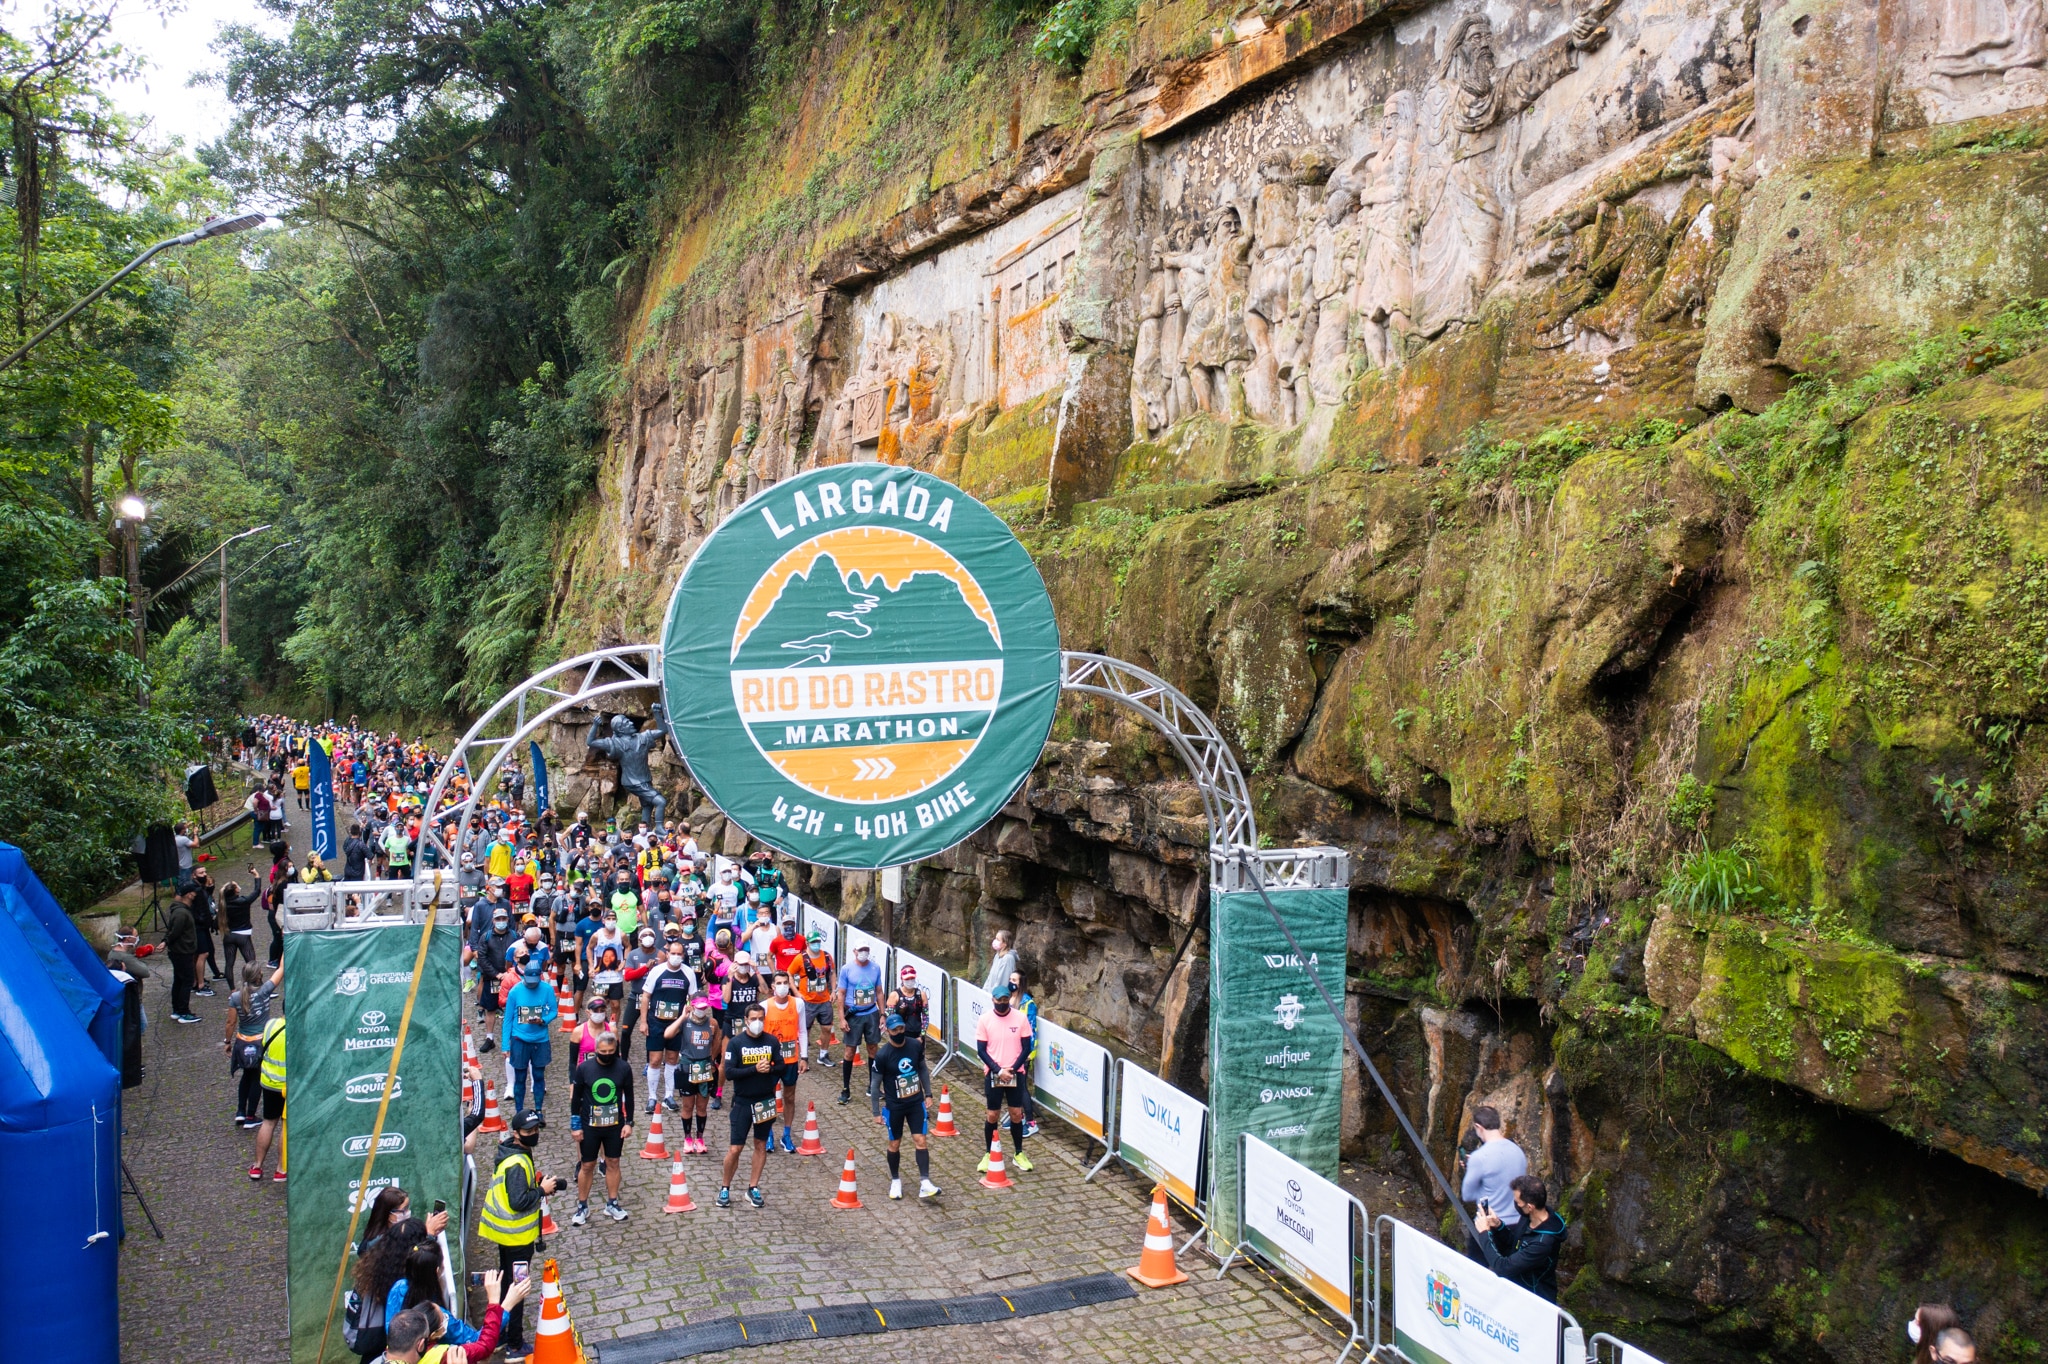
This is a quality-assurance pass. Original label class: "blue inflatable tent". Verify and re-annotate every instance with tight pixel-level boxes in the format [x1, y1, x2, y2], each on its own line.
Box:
[0, 842, 122, 1362]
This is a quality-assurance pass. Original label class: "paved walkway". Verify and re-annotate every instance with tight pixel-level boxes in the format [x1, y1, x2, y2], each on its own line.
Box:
[113, 799, 1352, 1363]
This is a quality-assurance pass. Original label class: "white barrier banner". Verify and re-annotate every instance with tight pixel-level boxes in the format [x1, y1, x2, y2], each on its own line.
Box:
[1031, 1016, 1110, 1140]
[1241, 1134, 1353, 1316]
[1116, 1060, 1206, 1210]
[954, 978, 993, 1064]
[1612, 1342, 1667, 1364]
[1393, 1217, 1562, 1364]
[891, 945, 949, 1043]
[797, 899, 840, 962]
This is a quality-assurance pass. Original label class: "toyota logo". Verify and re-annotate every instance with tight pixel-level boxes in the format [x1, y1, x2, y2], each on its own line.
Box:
[361, 1010, 387, 1028]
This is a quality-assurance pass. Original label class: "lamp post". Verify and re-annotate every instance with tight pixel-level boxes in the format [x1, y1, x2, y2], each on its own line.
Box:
[116, 494, 147, 678]
[0, 212, 267, 375]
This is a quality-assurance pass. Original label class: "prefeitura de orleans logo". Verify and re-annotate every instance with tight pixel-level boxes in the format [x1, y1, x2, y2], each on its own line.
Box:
[663, 467, 1062, 869]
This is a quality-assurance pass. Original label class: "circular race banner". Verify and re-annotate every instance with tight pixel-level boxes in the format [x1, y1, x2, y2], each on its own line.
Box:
[660, 466, 1061, 868]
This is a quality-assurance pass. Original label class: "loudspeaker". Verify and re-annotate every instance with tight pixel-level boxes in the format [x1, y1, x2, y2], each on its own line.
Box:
[137, 824, 180, 883]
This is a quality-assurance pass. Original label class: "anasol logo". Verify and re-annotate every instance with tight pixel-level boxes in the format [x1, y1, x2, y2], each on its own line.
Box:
[1142, 1094, 1182, 1137]
[1048, 1041, 1090, 1082]
[343, 1072, 403, 1103]
[729, 520, 999, 807]
[1260, 1084, 1315, 1104]
[343, 1132, 407, 1158]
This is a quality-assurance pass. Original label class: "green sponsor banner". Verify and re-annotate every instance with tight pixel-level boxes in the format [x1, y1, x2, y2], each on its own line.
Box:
[1208, 886, 1347, 1247]
[286, 925, 463, 1364]
[661, 466, 1062, 869]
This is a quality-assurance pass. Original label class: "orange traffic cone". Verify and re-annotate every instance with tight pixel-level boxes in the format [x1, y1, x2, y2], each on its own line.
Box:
[462, 1021, 478, 1069]
[531, 1258, 582, 1364]
[1127, 1186, 1190, 1287]
[477, 1079, 508, 1134]
[540, 1197, 561, 1236]
[775, 1082, 784, 1121]
[932, 1086, 959, 1137]
[979, 1134, 1014, 1190]
[638, 1109, 668, 1160]
[663, 1160, 697, 1213]
[558, 978, 576, 1033]
[831, 1147, 863, 1209]
[796, 1101, 825, 1156]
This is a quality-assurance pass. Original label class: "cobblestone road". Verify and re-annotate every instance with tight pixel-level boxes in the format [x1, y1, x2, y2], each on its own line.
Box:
[115, 798, 1361, 1362]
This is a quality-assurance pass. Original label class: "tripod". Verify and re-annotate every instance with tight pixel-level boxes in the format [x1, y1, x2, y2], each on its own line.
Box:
[121, 1156, 163, 1240]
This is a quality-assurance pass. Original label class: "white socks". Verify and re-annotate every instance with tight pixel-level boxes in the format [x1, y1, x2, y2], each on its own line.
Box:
[664, 1062, 677, 1096]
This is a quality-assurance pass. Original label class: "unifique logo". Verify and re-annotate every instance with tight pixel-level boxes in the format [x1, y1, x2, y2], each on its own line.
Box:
[1427, 1269, 1461, 1327]
[343, 1071, 403, 1103]
[1264, 1044, 1313, 1068]
[728, 523, 1000, 806]
[342, 1132, 408, 1158]
[336, 967, 367, 997]
[1273, 994, 1305, 1031]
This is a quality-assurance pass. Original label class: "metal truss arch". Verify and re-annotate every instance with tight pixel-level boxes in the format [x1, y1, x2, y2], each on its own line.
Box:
[413, 644, 663, 881]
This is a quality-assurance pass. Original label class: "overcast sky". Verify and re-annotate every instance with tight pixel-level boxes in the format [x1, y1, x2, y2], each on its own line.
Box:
[65, 0, 277, 152]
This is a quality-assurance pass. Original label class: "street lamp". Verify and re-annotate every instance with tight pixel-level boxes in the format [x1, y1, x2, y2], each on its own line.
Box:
[112, 495, 148, 676]
[0, 212, 268, 374]
[150, 522, 275, 652]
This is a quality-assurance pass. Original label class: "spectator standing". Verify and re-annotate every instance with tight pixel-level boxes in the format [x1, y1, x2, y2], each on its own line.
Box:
[224, 963, 283, 1128]
[981, 929, 1018, 995]
[1472, 1175, 1567, 1302]
[221, 876, 260, 977]
[164, 886, 201, 1023]
[1458, 1105, 1528, 1262]
[1908, 1307, 1967, 1364]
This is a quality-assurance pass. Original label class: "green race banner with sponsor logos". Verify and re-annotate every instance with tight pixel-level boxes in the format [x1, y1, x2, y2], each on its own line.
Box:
[286, 925, 463, 1364]
[662, 466, 1062, 869]
[1208, 886, 1346, 1246]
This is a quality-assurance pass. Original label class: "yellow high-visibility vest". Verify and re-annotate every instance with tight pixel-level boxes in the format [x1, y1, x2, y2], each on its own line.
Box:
[259, 1018, 287, 1094]
[476, 1150, 540, 1246]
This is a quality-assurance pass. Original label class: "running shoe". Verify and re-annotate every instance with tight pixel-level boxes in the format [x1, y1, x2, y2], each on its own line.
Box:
[249, 1165, 263, 1181]
[665, 1096, 680, 1113]
[1025, 1121, 1041, 1138]
[977, 1154, 991, 1173]
[647, 1100, 659, 1115]
[836, 1090, 851, 1106]
[570, 1202, 588, 1227]
[919, 1179, 941, 1199]
[193, 986, 215, 997]
[709, 1095, 722, 1110]
[605, 1200, 628, 1222]
[173, 1013, 201, 1024]
[272, 1171, 288, 1182]
[889, 1178, 903, 1200]
[716, 1187, 731, 1208]
[1011, 1151, 1034, 1172]
[780, 1130, 796, 1154]
[747, 1186, 764, 1209]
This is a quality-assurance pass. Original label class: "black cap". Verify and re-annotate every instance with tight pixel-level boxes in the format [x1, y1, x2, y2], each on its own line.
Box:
[510, 1109, 546, 1134]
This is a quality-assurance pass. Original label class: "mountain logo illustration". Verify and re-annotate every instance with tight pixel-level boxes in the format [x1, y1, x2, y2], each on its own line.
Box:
[729, 525, 1004, 803]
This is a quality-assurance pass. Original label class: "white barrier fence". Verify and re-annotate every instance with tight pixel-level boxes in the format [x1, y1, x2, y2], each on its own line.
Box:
[775, 895, 1664, 1364]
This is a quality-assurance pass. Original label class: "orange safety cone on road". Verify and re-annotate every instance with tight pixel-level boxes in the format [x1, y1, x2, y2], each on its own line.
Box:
[558, 977, 576, 1033]
[663, 1160, 697, 1213]
[831, 1148, 863, 1209]
[979, 1134, 1014, 1190]
[932, 1086, 959, 1137]
[638, 1109, 668, 1160]
[796, 1102, 825, 1156]
[462, 1021, 478, 1070]
[477, 1078, 508, 1134]
[1127, 1186, 1190, 1287]
[540, 1197, 561, 1236]
[531, 1258, 583, 1364]
[775, 1082, 784, 1121]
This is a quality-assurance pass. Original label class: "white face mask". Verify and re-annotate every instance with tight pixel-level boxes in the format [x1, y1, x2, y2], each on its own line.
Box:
[1908, 1320, 1923, 1346]
[992, 938, 1003, 953]
[773, 983, 789, 998]
[745, 1019, 764, 1036]
[855, 952, 869, 965]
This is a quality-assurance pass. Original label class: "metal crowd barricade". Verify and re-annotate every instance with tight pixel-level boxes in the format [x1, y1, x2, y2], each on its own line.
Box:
[1106, 1058, 1210, 1252]
[1369, 1212, 1591, 1364]
[1219, 1133, 1367, 1363]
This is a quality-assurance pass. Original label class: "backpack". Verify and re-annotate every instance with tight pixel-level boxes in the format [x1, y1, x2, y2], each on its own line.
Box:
[340, 1286, 385, 1357]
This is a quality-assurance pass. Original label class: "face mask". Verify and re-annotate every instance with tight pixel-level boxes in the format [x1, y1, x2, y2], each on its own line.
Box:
[887, 1029, 907, 1044]
[493, 918, 507, 930]
[1908, 1321, 1923, 1346]
[992, 939, 1002, 952]
[691, 1008, 707, 1021]
[733, 965, 750, 978]
[993, 1001, 1011, 1015]
[745, 1019, 764, 1036]
[773, 983, 789, 998]
[855, 953, 869, 965]
[668, 953, 683, 966]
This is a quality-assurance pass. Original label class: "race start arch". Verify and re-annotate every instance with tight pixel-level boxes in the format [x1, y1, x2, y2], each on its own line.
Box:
[414, 468, 1353, 1249]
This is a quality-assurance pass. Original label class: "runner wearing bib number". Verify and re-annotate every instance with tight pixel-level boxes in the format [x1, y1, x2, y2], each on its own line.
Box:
[642, 949, 695, 1116]
[671, 1000, 721, 1153]
[874, 1014, 941, 1200]
[569, 1030, 635, 1224]
[718, 1005, 784, 1210]
[838, 946, 883, 1106]
[762, 974, 808, 1153]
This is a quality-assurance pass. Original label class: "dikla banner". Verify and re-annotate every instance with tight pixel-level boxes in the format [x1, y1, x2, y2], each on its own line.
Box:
[286, 924, 463, 1364]
[1392, 1217, 1566, 1364]
[661, 467, 1061, 869]
[1207, 885, 1346, 1246]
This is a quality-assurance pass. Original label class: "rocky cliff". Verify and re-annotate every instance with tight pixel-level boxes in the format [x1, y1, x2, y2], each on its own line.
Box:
[533, 0, 2048, 1356]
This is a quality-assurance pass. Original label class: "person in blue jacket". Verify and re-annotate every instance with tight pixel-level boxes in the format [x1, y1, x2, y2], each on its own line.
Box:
[501, 958, 559, 1112]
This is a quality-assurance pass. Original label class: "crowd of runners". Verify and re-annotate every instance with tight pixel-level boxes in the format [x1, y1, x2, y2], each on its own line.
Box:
[193, 715, 1049, 1363]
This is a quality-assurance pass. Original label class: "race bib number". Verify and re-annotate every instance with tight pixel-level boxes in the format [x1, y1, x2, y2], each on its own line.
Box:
[688, 1060, 711, 1083]
[852, 987, 876, 1009]
[652, 999, 681, 1020]
[895, 1074, 923, 1100]
[749, 1099, 777, 1125]
[517, 1005, 547, 1025]
[588, 1102, 620, 1127]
